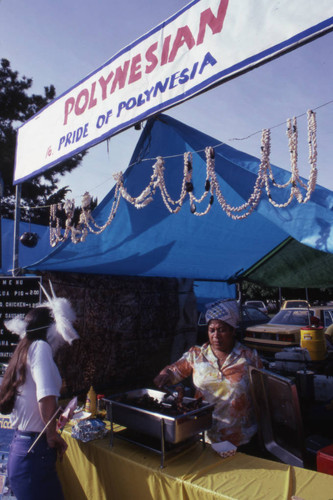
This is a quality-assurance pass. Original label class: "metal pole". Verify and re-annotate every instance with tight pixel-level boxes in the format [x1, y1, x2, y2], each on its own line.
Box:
[236, 282, 242, 303]
[12, 184, 22, 276]
[0, 173, 3, 270]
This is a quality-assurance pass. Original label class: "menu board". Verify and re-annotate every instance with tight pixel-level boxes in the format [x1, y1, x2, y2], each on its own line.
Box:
[0, 276, 42, 365]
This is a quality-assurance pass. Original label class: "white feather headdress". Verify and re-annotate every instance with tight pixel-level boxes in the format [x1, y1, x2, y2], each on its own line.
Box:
[4, 280, 79, 353]
[4, 316, 27, 339]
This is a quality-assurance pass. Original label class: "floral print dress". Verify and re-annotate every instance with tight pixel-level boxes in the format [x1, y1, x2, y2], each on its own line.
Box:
[167, 341, 263, 446]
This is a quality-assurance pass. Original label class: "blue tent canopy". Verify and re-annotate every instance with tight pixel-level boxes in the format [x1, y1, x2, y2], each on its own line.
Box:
[194, 281, 237, 311]
[27, 114, 333, 281]
[1, 218, 50, 275]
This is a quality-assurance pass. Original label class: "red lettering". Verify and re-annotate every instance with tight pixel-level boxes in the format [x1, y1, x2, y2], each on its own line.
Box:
[99, 70, 114, 100]
[197, 0, 229, 45]
[145, 42, 158, 74]
[161, 35, 171, 66]
[128, 54, 142, 84]
[64, 97, 75, 125]
[88, 81, 98, 109]
[168, 26, 195, 63]
[75, 89, 89, 116]
[62, 0, 230, 126]
[111, 61, 130, 93]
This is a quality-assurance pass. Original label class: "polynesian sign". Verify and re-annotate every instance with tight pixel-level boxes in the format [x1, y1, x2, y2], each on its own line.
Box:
[14, 0, 333, 184]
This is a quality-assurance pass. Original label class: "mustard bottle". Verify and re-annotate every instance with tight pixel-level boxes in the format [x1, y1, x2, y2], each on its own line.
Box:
[85, 386, 97, 416]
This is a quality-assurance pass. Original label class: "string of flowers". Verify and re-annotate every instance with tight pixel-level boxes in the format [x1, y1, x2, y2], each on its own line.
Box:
[49, 110, 318, 246]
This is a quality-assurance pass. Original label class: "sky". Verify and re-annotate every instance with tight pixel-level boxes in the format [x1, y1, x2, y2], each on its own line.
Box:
[1, 0, 332, 204]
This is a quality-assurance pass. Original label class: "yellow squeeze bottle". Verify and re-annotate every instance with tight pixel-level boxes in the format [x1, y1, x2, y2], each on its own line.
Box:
[85, 386, 97, 416]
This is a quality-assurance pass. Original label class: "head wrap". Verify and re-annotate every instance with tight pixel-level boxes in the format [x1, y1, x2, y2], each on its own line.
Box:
[205, 300, 240, 329]
[4, 280, 79, 354]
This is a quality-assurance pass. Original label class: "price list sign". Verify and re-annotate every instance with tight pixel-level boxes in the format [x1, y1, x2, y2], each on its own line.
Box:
[0, 276, 41, 364]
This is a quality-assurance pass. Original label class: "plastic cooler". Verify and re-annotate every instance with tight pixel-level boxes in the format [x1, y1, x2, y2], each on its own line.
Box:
[300, 327, 327, 361]
[317, 444, 333, 475]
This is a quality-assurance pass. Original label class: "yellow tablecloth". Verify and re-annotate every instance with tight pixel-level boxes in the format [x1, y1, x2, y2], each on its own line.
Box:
[57, 426, 333, 500]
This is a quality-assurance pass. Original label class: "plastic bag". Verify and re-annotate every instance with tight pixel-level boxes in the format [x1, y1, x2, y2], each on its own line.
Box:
[71, 418, 108, 442]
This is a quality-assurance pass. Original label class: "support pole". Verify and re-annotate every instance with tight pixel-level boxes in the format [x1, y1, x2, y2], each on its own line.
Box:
[12, 184, 22, 276]
[0, 175, 3, 270]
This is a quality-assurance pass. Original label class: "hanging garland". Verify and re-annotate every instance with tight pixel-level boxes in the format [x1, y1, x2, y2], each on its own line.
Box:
[49, 110, 318, 246]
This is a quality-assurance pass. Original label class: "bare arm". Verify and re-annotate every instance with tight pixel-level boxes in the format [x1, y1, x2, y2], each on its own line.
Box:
[39, 395, 67, 459]
[154, 357, 193, 388]
[153, 367, 176, 388]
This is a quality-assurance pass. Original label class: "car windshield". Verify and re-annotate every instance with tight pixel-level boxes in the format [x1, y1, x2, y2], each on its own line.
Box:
[284, 300, 309, 308]
[242, 307, 268, 321]
[269, 309, 310, 326]
[323, 310, 333, 327]
[247, 301, 264, 307]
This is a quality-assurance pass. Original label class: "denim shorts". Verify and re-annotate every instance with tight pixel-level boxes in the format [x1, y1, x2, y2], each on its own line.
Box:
[7, 430, 64, 500]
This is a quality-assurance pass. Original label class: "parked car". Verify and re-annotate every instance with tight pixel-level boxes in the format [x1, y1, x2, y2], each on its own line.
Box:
[281, 299, 311, 309]
[197, 305, 270, 344]
[244, 306, 333, 355]
[245, 300, 268, 314]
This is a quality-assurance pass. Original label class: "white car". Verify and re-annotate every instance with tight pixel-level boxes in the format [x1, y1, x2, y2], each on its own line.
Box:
[245, 300, 268, 314]
[244, 306, 333, 355]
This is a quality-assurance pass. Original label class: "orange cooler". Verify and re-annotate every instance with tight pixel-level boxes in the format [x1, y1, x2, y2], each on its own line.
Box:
[300, 326, 327, 361]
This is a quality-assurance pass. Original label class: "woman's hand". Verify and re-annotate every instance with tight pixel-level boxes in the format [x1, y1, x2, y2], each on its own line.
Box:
[39, 395, 68, 459]
[153, 368, 173, 388]
[46, 430, 68, 460]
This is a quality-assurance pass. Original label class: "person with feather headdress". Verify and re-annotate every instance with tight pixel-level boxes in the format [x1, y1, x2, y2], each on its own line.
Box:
[0, 283, 79, 500]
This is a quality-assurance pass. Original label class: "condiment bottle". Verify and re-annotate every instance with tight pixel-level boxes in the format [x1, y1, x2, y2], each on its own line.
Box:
[97, 394, 105, 412]
[85, 386, 97, 416]
[97, 394, 106, 419]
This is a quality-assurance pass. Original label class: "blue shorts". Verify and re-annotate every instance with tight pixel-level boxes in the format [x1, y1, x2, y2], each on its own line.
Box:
[7, 430, 64, 500]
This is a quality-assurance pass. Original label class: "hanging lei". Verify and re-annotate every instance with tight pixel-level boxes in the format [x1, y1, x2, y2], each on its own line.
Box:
[49, 110, 318, 246]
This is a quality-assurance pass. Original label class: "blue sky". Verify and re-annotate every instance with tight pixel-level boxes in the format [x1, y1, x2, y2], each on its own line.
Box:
[1, 0, 332, 202]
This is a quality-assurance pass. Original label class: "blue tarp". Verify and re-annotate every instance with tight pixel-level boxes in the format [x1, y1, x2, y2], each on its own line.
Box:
[194, 281, 237, 310]
[26, 114, 333, 280]
[1, 218, 50, 275]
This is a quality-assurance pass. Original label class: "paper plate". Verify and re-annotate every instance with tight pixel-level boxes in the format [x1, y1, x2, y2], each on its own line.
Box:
[71, 410, 92, 422]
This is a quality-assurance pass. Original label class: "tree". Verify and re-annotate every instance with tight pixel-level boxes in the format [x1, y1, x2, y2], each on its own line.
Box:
[0, 58, 86, 224]
[241, 280, 279, 302]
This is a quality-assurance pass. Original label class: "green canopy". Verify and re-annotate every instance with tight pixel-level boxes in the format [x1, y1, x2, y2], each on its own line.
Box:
[241, 237, 333, 288]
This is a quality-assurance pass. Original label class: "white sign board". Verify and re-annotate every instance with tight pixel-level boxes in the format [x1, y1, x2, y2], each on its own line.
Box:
[14, 0, 333, 184]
